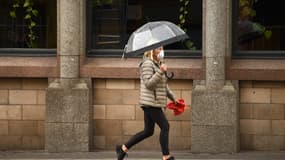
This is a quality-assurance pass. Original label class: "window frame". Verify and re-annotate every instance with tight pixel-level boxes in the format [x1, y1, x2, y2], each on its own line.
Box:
[0, 0, 57, 56]
[0, 48, 56, 57]
[232, 0, 285, 59]
[86, 0, 202, 58]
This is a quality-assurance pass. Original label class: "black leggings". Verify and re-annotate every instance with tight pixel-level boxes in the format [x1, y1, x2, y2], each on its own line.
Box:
[125, 106, 170, 155]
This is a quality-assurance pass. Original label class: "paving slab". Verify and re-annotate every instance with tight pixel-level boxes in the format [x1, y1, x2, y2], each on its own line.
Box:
[0, 150, 285, 160]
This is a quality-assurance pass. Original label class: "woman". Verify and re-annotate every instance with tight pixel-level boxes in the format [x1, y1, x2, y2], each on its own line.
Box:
[116, 46, 176, 160]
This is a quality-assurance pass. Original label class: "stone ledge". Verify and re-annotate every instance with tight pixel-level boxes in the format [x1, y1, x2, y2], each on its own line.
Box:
[80, 58, 203, 79]
[227, 59, 285, 80]
[1, 57, 285, 81]
[0, 57, 57, 78]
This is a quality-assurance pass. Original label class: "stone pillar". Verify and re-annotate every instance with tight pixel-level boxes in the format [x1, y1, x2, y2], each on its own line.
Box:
[45, 0, 92, 152]
[191, 0, 239, 153]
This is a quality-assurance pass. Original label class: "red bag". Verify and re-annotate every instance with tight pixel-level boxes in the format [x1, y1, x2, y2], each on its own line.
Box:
[167, 98, 189, 116]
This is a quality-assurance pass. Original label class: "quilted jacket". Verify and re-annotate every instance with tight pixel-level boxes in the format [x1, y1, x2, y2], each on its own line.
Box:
[139, 59, 175, 108]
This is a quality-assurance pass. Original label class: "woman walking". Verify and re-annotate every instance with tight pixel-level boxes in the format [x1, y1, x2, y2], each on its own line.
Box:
[116, 46, 176, 160]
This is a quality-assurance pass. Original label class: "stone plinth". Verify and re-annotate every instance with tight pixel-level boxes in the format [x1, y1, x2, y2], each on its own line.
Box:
[45, 79, 92, 152]
[191, 81, 239, 153]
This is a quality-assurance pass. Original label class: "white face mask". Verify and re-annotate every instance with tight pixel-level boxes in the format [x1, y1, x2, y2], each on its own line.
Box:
[157, 50, 164, 60]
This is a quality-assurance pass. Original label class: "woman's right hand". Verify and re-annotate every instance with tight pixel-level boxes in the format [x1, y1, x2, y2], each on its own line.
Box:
[160, 64, 167, 73]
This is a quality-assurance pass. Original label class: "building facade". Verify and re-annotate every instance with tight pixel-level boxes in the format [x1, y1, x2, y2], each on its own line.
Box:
[0, 0, 285, 153]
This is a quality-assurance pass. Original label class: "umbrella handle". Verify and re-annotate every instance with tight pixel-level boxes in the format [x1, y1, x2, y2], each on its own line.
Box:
[165, 71, 174, 79]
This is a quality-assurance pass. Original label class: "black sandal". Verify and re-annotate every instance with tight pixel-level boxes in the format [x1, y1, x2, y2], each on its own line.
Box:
[116, 145, 128, 160]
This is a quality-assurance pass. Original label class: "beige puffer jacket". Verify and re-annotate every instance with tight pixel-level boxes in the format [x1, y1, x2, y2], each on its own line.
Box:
[139, 59, 175, 108]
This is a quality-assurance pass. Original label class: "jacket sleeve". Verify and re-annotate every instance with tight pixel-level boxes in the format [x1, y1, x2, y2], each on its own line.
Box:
[166, 84, 176, 102]
[141, 60, 164, 90]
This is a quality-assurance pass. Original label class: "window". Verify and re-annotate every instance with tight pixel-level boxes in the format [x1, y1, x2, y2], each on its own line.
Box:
[88, 0, 202, 57]
[0, 0, 57, 55]
[233, 0, 285, 58]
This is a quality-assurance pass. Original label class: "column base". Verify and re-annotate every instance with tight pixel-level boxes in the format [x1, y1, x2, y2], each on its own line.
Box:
[45, 78, 92, 152]
[191, 80, 239, 153]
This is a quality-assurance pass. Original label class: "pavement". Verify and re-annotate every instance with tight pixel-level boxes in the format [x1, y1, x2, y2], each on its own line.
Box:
[0, 150, 285, 160]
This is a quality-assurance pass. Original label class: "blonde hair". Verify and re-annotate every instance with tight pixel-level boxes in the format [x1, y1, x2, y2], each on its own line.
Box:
[143, 50, 154, 60]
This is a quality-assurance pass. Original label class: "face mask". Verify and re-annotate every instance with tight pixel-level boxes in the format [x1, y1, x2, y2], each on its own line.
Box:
[157, 50, 164, 60]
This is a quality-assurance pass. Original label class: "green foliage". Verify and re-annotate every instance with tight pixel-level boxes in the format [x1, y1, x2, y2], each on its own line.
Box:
[239, 0, 257, 19]
[178, 0, 189, 31]
[178, 0, 196, 50]
[9, 0, 39, 48]
[184, 39, 196, 50]
[239, 0, 271, 40]
[264, 30, 272, 39]
[92, 0, 113, 7]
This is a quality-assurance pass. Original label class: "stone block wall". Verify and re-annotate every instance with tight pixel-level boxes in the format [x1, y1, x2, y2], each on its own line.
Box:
[240, 81, 285, 151]
[0, 78, 46, 150]
[2, 78, 285, 151]
[93, 79, 192, 150]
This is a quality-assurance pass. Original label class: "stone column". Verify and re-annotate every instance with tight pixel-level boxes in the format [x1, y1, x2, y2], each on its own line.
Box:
[45, 0, 92, 152]
[191, 0, 239, 153]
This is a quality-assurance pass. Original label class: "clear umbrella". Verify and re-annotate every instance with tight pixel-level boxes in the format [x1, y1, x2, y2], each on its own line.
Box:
[122, 21, 189, 57]
[122, 21, 188, 79]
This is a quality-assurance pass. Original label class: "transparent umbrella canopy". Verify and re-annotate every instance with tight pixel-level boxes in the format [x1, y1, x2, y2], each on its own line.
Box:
[123, 21, 189, 57]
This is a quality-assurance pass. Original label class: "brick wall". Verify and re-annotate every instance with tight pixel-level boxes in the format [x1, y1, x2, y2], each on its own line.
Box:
[240, 81, 285, 151]
[0, 78, 46, 150]
[3, 78, 284, 151]
[93, 79, 192, 150]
